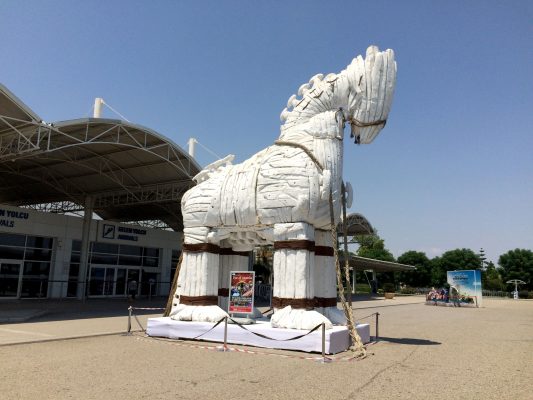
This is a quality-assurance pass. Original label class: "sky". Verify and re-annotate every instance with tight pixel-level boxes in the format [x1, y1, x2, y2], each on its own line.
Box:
[1, 1, 531, 264]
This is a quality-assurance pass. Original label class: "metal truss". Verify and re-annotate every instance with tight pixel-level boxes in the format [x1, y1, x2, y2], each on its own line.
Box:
[93, 180, 193, 208]
[122, 219, 173, 230]
[22, 201, 84, 214]
[0, 115, 198, 225]
[0, 115, 197, 177]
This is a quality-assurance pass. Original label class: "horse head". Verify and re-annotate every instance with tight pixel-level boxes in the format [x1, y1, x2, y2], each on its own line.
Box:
[280, 45, 396, 144]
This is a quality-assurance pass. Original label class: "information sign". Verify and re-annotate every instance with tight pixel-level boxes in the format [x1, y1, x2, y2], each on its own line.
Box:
[229, 271, 255, 314]
[447, 270, 483, 307]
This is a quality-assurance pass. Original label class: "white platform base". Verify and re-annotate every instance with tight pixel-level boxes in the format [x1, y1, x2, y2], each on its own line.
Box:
[147, 317, 370, 354]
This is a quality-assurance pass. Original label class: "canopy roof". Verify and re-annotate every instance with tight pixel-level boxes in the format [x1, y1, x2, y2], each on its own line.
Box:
[339, 213, 375, 236]
[0, 84, 200, 230]
[345, 255, 416, 272]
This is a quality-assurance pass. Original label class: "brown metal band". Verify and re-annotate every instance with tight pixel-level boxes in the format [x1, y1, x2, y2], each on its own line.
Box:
[179, 295, 219, 306]
[218, 288, 229, 297]
[182, 243, 220, 254]
[351, 118, 387, 128]
[273, 240, 315, 252]
[315, 246, 334, 257]
[219, 248, 250, 257]
[314, 297, 338, 307]
[272, 297, 315, 310]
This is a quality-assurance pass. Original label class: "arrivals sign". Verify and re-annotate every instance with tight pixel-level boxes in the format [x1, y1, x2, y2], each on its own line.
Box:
[102, 223, 147, 242]
[447, 270, 482, 307]
[228, 271, 255, 314]
[0, 208, 30, 228]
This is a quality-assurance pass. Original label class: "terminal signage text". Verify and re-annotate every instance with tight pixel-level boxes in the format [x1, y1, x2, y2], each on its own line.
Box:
[0, 208, 30, 228]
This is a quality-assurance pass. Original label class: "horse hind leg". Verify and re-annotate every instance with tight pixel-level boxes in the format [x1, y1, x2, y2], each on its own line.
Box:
[314, 229, 346, 325]
[170, 227, 227, 322]
[270, 222, 333, 330]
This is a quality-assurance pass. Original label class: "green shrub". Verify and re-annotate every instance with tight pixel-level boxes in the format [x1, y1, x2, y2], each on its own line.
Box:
[382, 283, 395, 293]
[518, 290, 533, 299]
[400, 286, 417, 294]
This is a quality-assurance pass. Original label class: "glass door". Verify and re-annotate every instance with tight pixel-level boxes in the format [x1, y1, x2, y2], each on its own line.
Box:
[103, 268, 115, 296]
[0, 260, 23, 298]
[89, 267, 106, 296]
[126, 269, 141, 298]
[116, 268, 127, 296]
[88, 266, 141, 297]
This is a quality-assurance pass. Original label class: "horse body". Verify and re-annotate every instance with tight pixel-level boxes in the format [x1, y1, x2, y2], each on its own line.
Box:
[171, 46, 397, 329]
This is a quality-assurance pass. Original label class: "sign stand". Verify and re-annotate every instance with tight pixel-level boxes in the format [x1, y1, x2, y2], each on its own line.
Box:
[228, 271, 256, 322]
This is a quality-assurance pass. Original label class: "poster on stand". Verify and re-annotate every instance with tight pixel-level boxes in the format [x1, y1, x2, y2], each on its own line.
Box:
[229, 271, 255, 314]
[447, 270, 482, 307]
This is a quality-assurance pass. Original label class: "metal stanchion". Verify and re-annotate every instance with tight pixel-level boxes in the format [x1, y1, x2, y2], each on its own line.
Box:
[316, 323, 332, 363]
[126, 306, 133, 335]
[218, 317, 229, 352]
[375, 312, 380, 342]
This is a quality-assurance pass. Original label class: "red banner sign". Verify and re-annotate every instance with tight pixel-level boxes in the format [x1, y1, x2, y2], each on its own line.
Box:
[229, 271, 255, 314]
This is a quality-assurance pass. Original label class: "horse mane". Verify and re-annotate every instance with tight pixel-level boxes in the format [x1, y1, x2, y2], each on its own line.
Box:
[280, 71, 342, 130]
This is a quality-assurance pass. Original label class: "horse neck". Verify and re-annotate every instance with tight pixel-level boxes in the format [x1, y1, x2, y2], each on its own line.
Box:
[278, 110, 344, 171]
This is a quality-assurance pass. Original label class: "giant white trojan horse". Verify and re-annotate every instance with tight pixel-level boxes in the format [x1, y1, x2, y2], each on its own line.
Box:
[170, 46, 397, 330]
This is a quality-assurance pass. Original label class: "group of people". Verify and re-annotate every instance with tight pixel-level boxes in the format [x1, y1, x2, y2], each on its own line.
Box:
[426, 287, 449, 302]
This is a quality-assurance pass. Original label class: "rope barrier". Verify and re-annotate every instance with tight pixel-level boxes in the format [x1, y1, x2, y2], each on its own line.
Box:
[356, 312, 378, 321]
[127, 306, 380, 361]
[228, 317, 324, 342]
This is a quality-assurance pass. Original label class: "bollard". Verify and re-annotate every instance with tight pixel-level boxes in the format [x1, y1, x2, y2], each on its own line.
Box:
[322, 322, 325, 358]
[316, 323, 331, 363]
[375, 312, 380, 341]
[218, 317, 229, 352]
[127, 306, 132, 335]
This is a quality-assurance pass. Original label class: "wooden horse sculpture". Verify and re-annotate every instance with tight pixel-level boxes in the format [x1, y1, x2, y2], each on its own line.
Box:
[170, 46, 397, 329]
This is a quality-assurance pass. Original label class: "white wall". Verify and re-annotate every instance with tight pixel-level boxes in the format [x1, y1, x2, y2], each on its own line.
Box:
[0, 204, 182, 298]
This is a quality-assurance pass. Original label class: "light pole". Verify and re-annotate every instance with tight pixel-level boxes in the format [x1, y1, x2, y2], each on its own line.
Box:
[506, 279, 525, 300]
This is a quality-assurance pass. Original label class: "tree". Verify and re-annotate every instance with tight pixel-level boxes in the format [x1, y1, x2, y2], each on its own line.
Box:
[478, 248, 487, 270]
[396, 251, 431, 287]
[354, 234, 395, 262]
[482, 261, 505, 291]
[498, 249, 533, 291]
[429, 248, 481, 286]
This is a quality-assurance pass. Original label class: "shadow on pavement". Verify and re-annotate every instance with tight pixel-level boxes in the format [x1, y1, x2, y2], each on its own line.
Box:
[377, 336, 441, 345]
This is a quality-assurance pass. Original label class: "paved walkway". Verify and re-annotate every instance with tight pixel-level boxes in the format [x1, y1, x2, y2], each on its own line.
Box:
[0, 298, 165, 345]
[0, 295, 423, 345]
[1, 296, 531, 399]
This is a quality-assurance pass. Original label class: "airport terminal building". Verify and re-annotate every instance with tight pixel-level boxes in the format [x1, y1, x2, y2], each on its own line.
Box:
[0, 84, 200, 300]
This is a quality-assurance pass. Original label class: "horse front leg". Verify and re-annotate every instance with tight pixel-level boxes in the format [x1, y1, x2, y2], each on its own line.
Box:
[170, 227, 228, 322]
[271, 222, 332, 330]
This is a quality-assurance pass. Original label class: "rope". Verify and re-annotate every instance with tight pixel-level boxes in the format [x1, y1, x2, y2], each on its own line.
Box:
[341, 182, 353, 310]
[329, 189, 367, 358]
[133, 314, 145, 332]
[191, 317, 227, 340]
[274, 141, 324, 171]
[356, 312, 378, 321]
[164, 248, 184, 317]
[228, 317, 323, 342]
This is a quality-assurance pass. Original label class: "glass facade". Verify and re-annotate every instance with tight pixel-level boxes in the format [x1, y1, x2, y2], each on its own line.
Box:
[0, 232, 53, 298]
[68, 240, 161, 297]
